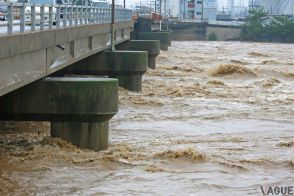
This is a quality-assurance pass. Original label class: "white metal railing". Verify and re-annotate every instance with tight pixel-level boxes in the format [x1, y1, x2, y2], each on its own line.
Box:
[0, 2, 132, 34]
[177, 18, 209, 23]
[208, 20, 244, 27]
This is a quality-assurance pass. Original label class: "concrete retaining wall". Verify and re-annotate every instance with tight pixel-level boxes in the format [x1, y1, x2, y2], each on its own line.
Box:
[206, 26, 241, 41]
[172, 29, 204, 41]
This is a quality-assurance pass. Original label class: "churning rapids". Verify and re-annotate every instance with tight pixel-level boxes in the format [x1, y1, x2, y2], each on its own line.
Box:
[0, 41, 293, 195]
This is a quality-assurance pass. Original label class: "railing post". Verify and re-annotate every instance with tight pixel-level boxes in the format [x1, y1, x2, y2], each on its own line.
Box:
[80, 6, 83, 25]
[49, 5, 53, 29]
[85, 5, 88, 24]
[109, 9, 111, 23]
[20, 3, 25, 32]
[31, 4, 36, 31]
[98, 9, 102, 23]
[75, 6, 78, 25]
[120, 9, 122, 21]
[104, 9, 107, 23]
[69, 5, 73, 26]
[92, 7, 95, 23]
[56, 5, 60, 28]
[40, 4, 45, 30]
[63, 4, 67, 27]
[88, 5, 92, 24]
[95, 8, 98, 23]
[102, 9, 105, 23]
[7, 2, 13, 34]
[93, 7, 96, 23]
[97, 8, 100, 23]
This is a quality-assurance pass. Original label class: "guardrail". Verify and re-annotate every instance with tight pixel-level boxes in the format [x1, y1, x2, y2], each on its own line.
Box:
[177, 18, 209, 23]
[208, 20, 244, 27]
[169, 18, 244, 27]
[0, 2, 132, 34]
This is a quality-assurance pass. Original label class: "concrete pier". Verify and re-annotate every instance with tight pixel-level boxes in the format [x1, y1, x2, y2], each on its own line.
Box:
[51, 121, 109, 150]
[155, 30, 172, 46]
[67, 50, 148, 92]
[117, 40, 160, 69]
[138, 32, 171, 51]
[0, 77, 118, 150]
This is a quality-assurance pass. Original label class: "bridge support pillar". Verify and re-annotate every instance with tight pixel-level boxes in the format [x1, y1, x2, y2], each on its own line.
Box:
[67, 50, 148, 92]
[105, 51, 148, 91]
[0, 77, 118, 150]
[51, 121, 109, 150]
[155, 30, 172, 46]
[138, 32, 171, 51]
[117, 40, 160, 69]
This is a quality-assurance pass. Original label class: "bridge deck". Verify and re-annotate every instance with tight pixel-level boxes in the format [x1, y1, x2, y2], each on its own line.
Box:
[0, 2, 133, 97]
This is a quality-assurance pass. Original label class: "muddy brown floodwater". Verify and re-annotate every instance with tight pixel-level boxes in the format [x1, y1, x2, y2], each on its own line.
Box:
[0, 41, 294, 195]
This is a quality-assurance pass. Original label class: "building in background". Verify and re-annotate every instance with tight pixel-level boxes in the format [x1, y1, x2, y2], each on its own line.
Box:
[92, 0, 108, 8]
[178, 0, 217, 21]
[226, 0, 249, 18]
[249, 0, 294, 16]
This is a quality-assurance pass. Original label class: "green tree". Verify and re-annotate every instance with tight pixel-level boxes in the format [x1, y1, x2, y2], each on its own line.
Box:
[208, 31, 217, 41]
[241, 9, 294, 43]
[241, 9, 268, 41]
[267, 16, 294, 42]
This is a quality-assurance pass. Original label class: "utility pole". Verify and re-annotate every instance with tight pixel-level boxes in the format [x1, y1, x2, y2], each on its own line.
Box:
[164, 0, 166, 17]
[124, 0, 125, 9]
[183, 0, 186, 19]
[164, 0, 166, 30]
[111, 0, 115, 51]
[201, 0, 204, 22]
[159, 0, 162, 30]
[150, 1, 152, 16]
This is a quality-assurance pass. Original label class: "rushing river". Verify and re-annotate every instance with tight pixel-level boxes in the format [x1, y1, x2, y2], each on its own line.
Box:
[0, 41, 293, 195]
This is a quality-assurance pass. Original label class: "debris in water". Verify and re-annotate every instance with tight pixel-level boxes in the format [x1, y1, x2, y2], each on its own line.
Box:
[277, 141, 294, 148]
[208, 64, 256, 76]
[155, 147, 206, 161]
[261, 60, 280, 65]
[230, 59, 248, 65]
[145, 164, 165, 172]
[249, 52, 269, 57]
[207, 80, 225, 86]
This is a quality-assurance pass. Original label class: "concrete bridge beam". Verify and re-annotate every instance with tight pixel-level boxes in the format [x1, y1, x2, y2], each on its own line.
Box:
[0, 77, 118, 150]
[138, 32, 171, 51]
[66, 50, 148, 92]
[117, 40, 160, 69]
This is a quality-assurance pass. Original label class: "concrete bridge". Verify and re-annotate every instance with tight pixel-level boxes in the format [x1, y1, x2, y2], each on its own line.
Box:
[0, 3, 172, 150]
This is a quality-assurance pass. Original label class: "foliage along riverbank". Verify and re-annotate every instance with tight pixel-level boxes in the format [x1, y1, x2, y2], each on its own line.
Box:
[241, 9, 294, 43]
